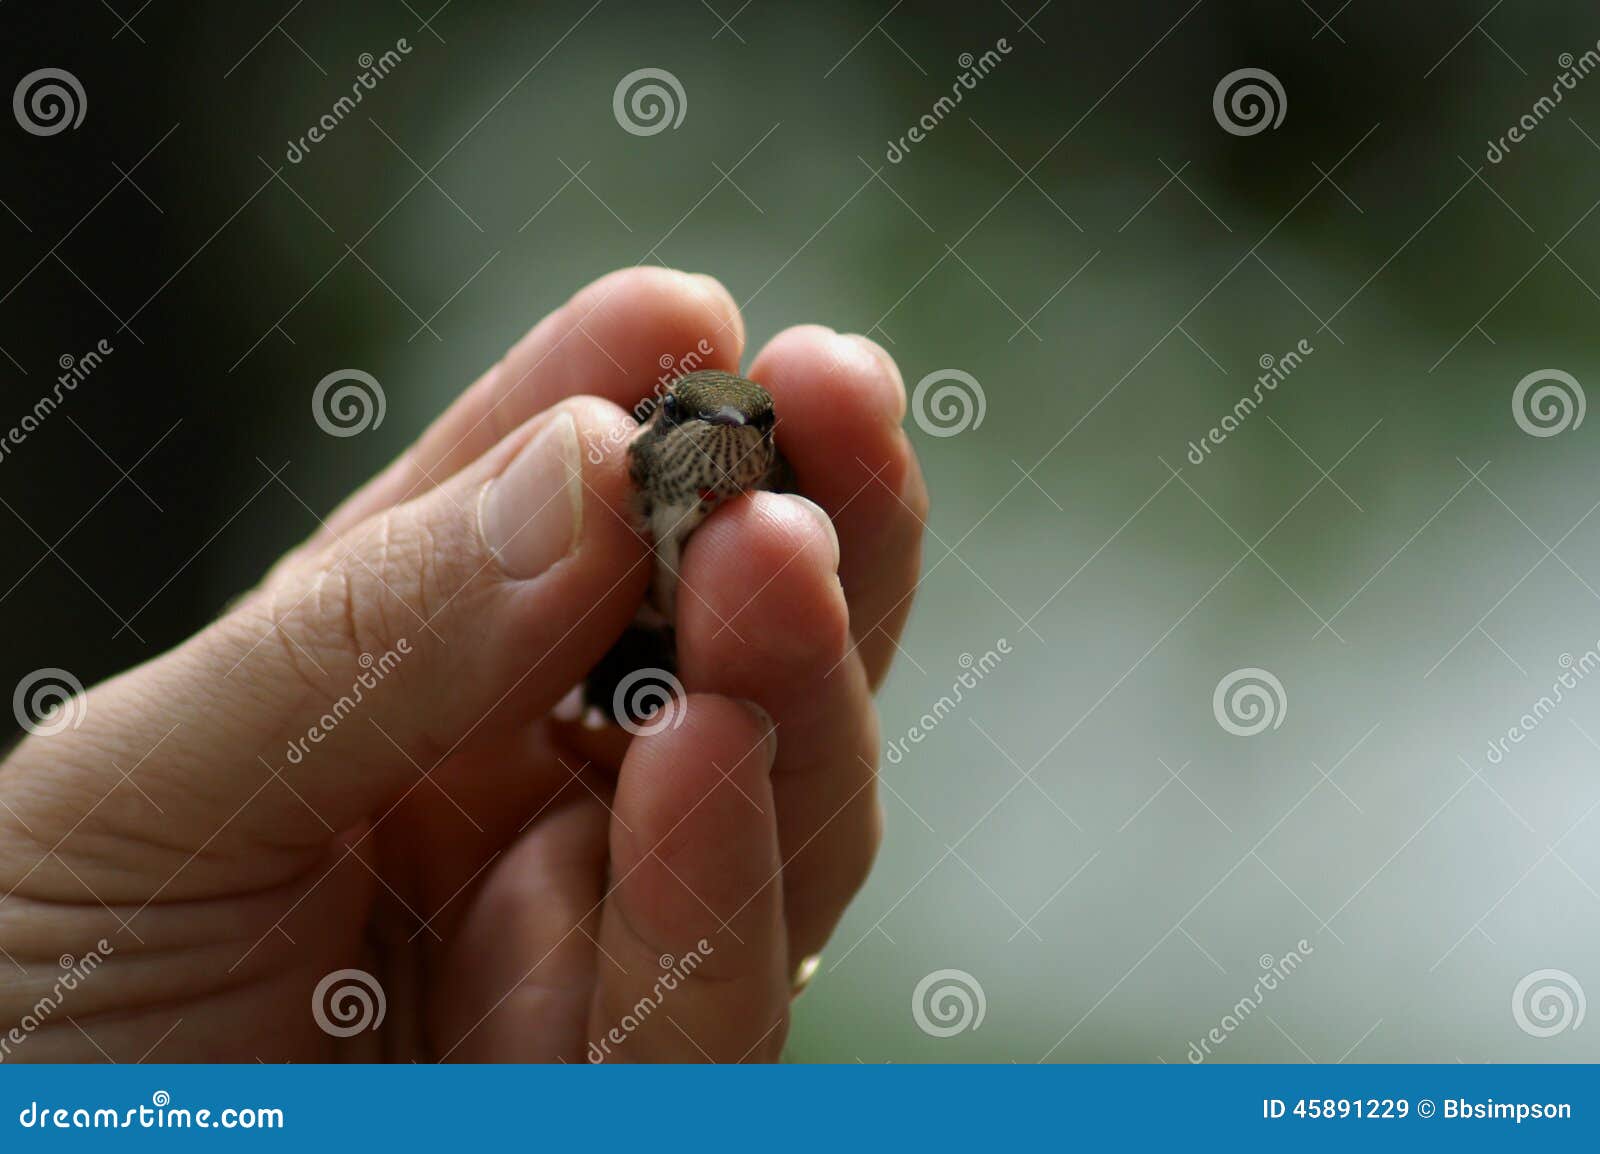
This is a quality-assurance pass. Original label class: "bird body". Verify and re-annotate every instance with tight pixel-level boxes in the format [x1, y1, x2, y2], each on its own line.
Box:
[585, 370, 791, 724]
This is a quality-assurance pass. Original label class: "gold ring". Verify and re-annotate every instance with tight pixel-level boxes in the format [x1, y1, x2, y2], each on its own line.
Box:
[791, 953, 822, 998]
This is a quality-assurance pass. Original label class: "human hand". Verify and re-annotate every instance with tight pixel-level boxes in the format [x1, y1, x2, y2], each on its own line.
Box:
[0, 268, 927, 1062]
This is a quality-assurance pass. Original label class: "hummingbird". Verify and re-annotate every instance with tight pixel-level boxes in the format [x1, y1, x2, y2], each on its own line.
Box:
[585, 370, 792, 725]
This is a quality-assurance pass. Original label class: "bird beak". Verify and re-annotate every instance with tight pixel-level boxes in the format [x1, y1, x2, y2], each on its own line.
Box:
[705, 405, 747, 428]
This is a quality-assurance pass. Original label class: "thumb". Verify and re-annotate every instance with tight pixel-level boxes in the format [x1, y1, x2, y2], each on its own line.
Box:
[1, 397, 648, 882]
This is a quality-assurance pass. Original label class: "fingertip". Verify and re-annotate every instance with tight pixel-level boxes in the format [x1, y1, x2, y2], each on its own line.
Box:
[754, 324, 906, 431]
[681, 492, 850, 666]
[559, 394, 639, 483]
[732, 698, 780, 769]
[896, 422, 928, 489]
[686, 272, 745, 352]
[565, 267, 746, 380]
[839, 333, 907, 423]
[622, 694, 777, 796]
[783, 495, 840, 572]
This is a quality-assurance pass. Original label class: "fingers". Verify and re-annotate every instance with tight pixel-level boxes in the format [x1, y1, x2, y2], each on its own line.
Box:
[306, 267, 744, 550]
[676, 493, 881, 969]
[0, 397, 651, 894]
[747, 326, 927, 689]
[430, 789, 609, 1062]
[588, 696, 788, 1063]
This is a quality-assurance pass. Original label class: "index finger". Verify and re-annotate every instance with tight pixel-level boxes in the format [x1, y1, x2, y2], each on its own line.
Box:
[305, 267, 745, 551]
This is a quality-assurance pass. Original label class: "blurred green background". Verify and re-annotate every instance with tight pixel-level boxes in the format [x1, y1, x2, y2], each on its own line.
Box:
[4, 0, 1600, 1061]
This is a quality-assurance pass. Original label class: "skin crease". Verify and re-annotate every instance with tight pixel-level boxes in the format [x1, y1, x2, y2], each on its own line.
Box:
[0, 268, 929, 1063]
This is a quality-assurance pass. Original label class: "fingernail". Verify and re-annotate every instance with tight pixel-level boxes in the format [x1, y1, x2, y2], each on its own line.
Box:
[787, 495, 840, 572]
[479, 412, 583, 579]
[736, 699, 779, 769]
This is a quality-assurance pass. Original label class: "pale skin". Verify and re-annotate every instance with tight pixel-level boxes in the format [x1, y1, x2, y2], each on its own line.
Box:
[0, 268, 928, 1062]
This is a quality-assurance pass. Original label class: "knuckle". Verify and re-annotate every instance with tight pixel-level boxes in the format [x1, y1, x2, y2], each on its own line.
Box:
[340, 511, 440, 657]
[267, 574, 346, 698]
[284, 508, 460, 674]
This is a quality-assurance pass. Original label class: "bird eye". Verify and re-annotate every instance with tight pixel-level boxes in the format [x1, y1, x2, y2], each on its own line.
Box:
[660, 394, 678, 421]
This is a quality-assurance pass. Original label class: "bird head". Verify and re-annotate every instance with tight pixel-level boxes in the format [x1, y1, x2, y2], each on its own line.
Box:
[641, 371, 779, 499]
